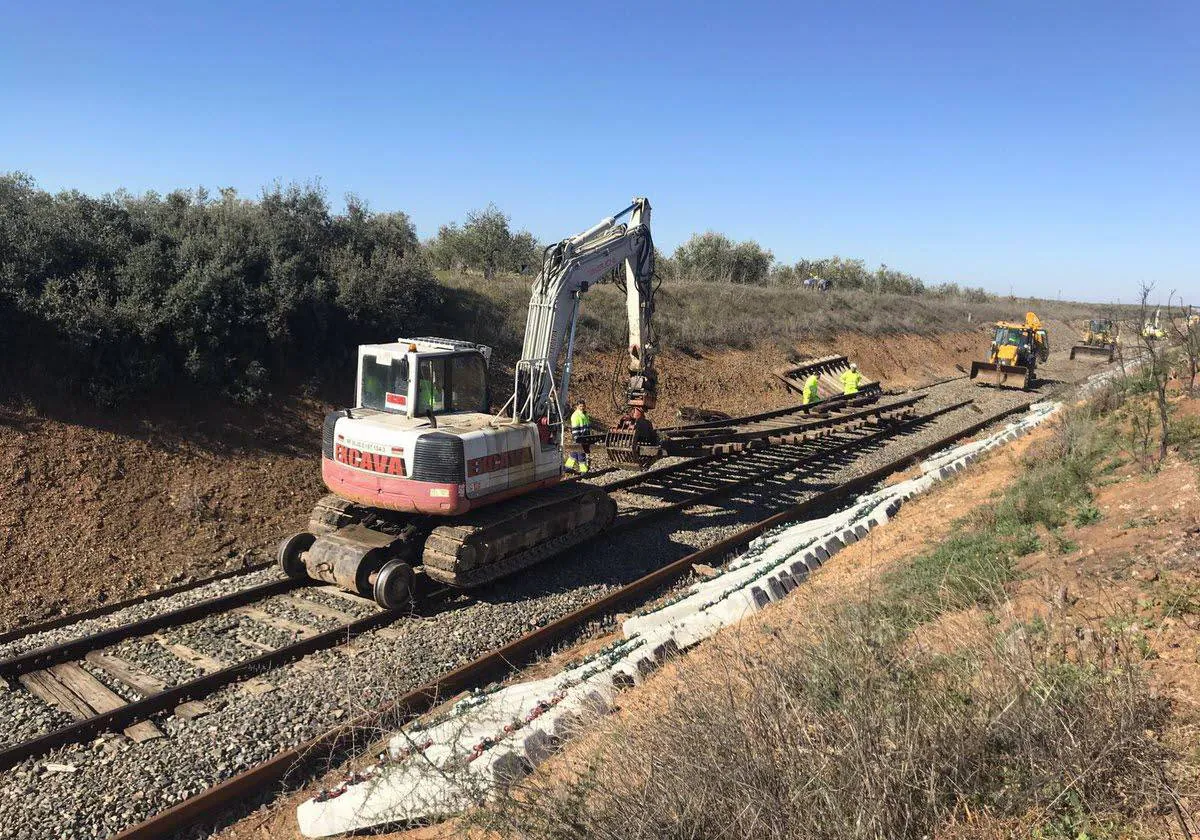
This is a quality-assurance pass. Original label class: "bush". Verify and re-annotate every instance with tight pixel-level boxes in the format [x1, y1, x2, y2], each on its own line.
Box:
[426, 203, 541, 280]
[671, 231, 773, 284]
[0, 174, 439, 404]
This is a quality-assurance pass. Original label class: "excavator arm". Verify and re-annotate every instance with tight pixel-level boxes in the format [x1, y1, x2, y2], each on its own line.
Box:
[514, 199, 658, 466]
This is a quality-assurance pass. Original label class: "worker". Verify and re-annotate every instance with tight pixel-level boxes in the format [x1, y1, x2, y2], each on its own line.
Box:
[418, 372, 444, 413]
[565, 400, 592, 473]
[802, 373, 820, 406]
[840, 362, 864, 396]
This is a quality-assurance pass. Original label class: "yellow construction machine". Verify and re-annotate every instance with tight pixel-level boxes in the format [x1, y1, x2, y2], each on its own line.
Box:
[1069, 317, 1117, 362]
[970, 311, 1049, 391]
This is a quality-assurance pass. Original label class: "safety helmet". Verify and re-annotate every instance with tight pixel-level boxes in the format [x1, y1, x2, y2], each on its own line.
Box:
[849, 363, 858, 371]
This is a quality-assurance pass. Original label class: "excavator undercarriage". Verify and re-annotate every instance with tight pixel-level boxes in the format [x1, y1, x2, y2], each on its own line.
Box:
[282, 485, 616, 607]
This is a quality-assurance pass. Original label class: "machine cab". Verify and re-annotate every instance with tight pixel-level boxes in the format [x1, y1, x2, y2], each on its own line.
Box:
[356, 338, 492, 419]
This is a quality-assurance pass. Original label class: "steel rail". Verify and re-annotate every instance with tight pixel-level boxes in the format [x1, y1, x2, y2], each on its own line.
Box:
[0, 606, 402, 773]
[609, 400, 968, 533]
[604, 397, 930, 495]
[600, 400, 910, 495]
[658, 394, 925, 452]
[651, 390, 875, 435]
[111, 396, 1032, 840]
[0, 561, 274, 648]
[0, 578, 305, 681]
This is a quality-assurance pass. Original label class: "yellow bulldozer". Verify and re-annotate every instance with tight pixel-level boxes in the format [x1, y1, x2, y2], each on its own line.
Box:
[1069, 317, 1117, 362]
[970, 311, 1049, 391]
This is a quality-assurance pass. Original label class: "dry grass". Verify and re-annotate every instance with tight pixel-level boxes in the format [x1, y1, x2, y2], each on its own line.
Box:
[435, 270, 1121, 359]
[477, 603, 1169, 840]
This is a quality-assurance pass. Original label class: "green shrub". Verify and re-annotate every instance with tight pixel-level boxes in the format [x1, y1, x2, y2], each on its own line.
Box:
[0, 174, 439, 404]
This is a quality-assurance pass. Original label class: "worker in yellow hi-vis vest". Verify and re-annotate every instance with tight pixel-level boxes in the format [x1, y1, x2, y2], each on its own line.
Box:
[565, 400, 592, 473]
[839, 362, 864, 396]
[802, 373, 820, 406]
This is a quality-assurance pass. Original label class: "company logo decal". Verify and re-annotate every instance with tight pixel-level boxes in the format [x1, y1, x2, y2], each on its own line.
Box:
[466, 447, 533, 477]
[334, 444, 407, 476]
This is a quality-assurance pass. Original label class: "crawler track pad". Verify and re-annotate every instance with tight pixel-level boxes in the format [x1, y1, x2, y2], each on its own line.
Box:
[421, 483, 616, 588]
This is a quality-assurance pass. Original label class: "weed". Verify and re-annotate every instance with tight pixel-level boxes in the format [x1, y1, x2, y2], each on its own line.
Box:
[1167, 414, 1200, 464]
[1074, 503, 1102, 527]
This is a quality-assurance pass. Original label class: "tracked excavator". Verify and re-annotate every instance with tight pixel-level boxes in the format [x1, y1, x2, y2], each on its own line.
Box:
[278, 199, 661, 609]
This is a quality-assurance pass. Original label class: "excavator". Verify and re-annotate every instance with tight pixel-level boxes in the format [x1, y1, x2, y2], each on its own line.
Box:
[1070, 317, 1117, 362]
[1142, 308, 1166, 342]
[970, 311, 1049, 391]
[278, 199, 661, 609]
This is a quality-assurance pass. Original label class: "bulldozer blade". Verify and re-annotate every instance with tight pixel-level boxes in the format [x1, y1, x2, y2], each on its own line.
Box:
[969, 361, 1031, 391]
[1070, 344, 1114, 362]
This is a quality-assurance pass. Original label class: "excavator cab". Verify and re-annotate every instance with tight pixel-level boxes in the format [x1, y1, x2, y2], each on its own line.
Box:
[357, 339, 490, 418]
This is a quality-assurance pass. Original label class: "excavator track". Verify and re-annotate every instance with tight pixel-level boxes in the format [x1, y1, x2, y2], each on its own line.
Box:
[420, 483, 616, 588]
[308, 494, 362, 534]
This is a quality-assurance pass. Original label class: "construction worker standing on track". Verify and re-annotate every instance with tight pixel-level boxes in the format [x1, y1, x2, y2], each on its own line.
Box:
[840, 362, 864, 396]
[802, 373, 820, 406]
[565, 400, 592, 473]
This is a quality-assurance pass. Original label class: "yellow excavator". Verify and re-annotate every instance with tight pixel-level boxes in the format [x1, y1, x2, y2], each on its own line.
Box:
[970, 311, 1049, 391]
[1069, 317, 1117, 362]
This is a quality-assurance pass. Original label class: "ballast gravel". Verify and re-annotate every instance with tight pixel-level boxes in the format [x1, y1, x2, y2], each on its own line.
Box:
[0, 567, 282, 661]
[0, 360, 1093, 840]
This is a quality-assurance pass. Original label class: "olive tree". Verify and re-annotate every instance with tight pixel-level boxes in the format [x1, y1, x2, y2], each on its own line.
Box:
[427, 203, 541, 280]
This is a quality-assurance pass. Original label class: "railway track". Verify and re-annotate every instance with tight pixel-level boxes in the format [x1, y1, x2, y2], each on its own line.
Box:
[110, 394, 1030, 840]
[0, 392, 954, 777]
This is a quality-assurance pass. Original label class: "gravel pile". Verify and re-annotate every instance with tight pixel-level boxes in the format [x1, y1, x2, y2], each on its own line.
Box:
[0, 352, 1101, 840]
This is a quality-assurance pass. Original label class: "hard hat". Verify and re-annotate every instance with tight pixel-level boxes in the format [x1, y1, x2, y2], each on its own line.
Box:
[849, 363, 858, 371]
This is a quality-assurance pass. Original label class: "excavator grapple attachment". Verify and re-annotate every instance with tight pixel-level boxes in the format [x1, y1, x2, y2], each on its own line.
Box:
[603, 418, 661, 470]
[970, 361, 1031, 391]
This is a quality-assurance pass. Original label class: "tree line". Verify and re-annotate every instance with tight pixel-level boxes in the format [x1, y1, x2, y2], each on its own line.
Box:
[0, 174, 979, 405]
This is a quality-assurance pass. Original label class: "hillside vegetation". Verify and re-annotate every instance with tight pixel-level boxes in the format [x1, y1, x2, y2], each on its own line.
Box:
[0, 173, 1111, 407]
[440, 270, 1106, 362]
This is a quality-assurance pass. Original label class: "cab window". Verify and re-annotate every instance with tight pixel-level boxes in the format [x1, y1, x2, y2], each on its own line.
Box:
[360, 355, 409, 411]
[449, 354, 488, 412]
[417, 358, 446, 413]
[416, 354, 488, 415]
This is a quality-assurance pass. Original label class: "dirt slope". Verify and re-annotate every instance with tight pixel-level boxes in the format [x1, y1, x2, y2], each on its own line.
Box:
[0, 398, 326, 628]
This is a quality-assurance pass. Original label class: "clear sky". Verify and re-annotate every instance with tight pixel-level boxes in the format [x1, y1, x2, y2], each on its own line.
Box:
[2, 1, 1196, 302]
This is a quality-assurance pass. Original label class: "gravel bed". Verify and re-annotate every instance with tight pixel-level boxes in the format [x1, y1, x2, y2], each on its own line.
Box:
[0, 684, 77, 749]
[105, 638, 206, 689]
[0, 566, 283, 661]
[293, 588, 374, 617]
[0, 355, 1099, 840]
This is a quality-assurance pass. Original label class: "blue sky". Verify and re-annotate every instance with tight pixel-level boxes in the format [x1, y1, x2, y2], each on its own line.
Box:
[2, 1, 1196, 302]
